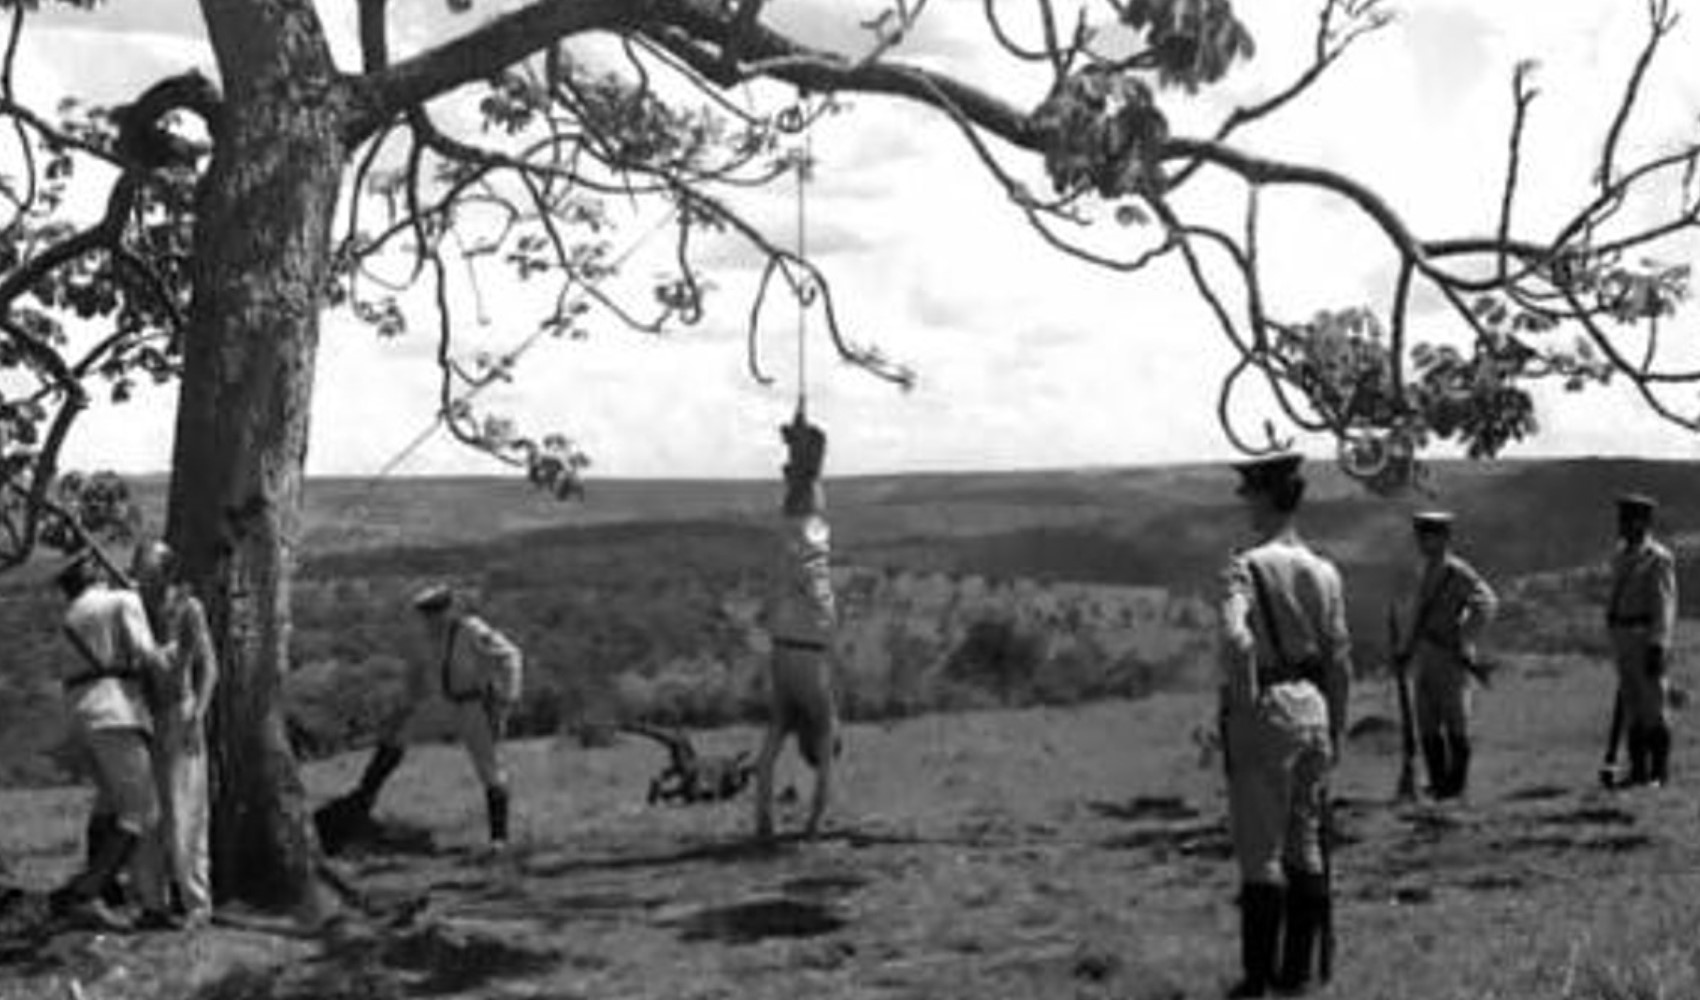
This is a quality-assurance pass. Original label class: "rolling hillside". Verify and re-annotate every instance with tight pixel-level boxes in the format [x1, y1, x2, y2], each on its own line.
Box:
[1, 457, 1694, 786]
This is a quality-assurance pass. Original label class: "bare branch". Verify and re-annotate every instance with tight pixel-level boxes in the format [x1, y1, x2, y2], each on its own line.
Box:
[1496, 60, 1538, 284]
[1597, 0, 1678, 188]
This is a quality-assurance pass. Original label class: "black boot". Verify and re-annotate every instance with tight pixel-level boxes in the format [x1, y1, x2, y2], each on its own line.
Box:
[1421, 737, 1450, 799]
[1626, 727, 1651, 787]
[355, 742, 406, 807]
[485, 786, 510, 845]
[1275, 871, 1330, 994]
[1647, 725, 1672, 786]
[83, 813, 129, 907]
[1228, 883, 1284, 998]
[1444, 733, 1473, 800]
[52, 826, 139, 915]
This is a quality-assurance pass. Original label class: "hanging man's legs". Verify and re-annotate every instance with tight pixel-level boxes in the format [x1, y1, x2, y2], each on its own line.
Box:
[755, 642, 838, 841]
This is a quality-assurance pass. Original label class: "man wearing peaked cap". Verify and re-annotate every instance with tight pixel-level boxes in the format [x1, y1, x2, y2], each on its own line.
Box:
[1391, 510, 1498, 801]
[1605, 492, 1678, 788]
[315, 583, 526, 855]
[1232, 451, 1305, 497]
[1217, 450, 1349, 997]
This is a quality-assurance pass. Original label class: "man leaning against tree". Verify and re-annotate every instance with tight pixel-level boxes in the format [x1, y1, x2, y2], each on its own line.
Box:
[134, 540, 219, 928]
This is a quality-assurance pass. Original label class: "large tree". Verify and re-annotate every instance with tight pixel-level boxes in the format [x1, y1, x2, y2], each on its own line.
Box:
[1, 0, 1696, 913]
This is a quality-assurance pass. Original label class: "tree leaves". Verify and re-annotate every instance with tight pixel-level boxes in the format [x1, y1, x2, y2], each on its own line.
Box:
[1034, 67, 1168, 199]
[1121, 0, 1257, 92]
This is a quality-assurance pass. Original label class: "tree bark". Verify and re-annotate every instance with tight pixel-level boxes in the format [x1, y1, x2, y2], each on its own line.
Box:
[167, 0, 350, 910]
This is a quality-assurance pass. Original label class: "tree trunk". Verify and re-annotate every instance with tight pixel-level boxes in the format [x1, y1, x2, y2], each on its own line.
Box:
[166, 1, 348, 911]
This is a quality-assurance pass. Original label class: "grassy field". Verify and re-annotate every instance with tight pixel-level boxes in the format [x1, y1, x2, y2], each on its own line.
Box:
[4, 650, 1700, 999]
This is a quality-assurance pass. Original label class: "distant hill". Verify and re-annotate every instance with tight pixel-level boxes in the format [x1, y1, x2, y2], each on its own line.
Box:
[2, 457, 1693, 787]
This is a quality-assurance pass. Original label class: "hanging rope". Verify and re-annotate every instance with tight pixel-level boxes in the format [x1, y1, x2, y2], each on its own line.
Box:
[793, 91, 812, 420]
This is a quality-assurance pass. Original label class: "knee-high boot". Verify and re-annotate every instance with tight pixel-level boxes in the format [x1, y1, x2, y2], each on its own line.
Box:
[485, 786, 510, 845]
[1647, 724, 1672, 786]
[1228, 883, 1285, 998]
[1626, 726, 1650, 786]
[1421, 736, 1449, 798]
[53, 826, 140, 913]
[1444, 733, 1472, 800]
[1275, 870, 1330, 994]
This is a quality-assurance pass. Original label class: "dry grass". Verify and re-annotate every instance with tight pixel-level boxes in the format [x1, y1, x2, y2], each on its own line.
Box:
[5, 654, 1700, 999]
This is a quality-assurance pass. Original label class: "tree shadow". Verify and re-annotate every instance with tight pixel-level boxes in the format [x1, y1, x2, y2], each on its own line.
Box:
[1099, 820, 1232, 860]
[1086, 795, 1200, 823]
[190, 919, 562, 1000]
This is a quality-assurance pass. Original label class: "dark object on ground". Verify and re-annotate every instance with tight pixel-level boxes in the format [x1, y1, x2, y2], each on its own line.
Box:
[622, 723, 755, 805]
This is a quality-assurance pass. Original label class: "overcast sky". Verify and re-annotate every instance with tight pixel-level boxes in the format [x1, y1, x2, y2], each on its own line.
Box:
[22, 0, 1700, 479]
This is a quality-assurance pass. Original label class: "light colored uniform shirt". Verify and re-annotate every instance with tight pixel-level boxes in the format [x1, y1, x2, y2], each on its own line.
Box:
[62, 584, 160, 733]
[416, 614, 525, 704]
[1399, 552, 1497, 655]
[1219, 534, 1351, 735]
[770, 512, 836, 645]
[1608, 537, 1678, 647]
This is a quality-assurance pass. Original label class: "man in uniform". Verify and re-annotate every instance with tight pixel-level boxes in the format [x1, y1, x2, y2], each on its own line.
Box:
[1605, 493, 1678, 787]
[51, 552, 177, 929]
[133, 540, 219, 927]
[1392, 512, 1497, 801]
[1218, 453, 1349, 998]
[753, 407, 839, 842]
[330, 586, 524, 849]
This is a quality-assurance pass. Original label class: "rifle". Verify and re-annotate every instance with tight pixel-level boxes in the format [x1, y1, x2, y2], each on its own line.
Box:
[1388, 605, 1418, 803]
[1599, 690, 1626, 788]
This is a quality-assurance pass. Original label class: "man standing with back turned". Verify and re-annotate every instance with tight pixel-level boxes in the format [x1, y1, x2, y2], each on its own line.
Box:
[1606, 493, 1678, 788]
[1218, 453, 1350, 998]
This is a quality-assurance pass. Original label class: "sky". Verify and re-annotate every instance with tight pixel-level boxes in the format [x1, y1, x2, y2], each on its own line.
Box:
[19, 0, 1700, 479]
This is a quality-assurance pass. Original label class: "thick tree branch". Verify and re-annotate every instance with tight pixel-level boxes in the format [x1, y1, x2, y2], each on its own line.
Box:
[348, 0, 645, 142]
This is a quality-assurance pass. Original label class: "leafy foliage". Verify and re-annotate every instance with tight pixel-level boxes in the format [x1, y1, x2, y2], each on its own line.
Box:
[1119, 0, 1257, 92]
[1035, 67, 1168, 200]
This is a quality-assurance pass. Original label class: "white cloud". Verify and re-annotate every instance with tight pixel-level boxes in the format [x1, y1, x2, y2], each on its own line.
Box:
[25, 0, 1700, 482]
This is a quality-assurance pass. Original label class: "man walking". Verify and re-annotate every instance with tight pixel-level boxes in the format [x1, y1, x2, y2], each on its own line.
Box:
[753, 407, 840, 842]
[51, 552, 176, 930]
[133, 540, 219, 927]
[1218, 453, 1350, 998]
[1392, 512, 1497, 801]
[1606, 493, 1678, 787]
[326, 586, 524, 850]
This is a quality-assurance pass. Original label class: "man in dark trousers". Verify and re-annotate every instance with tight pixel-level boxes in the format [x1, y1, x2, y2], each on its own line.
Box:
[1606, 493, 1678, 787]
[1392, 511, 1497, 800]
[1217, 453, 1350, 998]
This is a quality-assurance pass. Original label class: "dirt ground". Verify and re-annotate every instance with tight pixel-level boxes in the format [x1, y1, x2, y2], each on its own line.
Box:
[4, 655, 1700, 1000]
